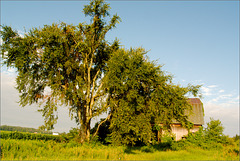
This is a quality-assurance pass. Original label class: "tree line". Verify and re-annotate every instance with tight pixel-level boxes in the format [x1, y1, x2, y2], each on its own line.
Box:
[0, 125, 52, 134]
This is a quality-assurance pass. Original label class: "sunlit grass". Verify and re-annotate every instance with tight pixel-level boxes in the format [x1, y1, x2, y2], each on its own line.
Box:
[1, 139, 239, 160]
[1, 139, 124, 160]
[123, 148, 220, 160]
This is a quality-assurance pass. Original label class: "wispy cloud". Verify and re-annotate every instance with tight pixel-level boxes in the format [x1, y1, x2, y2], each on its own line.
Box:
[200, 83, 239, 136]
[207, 85, 218, 88]
[200, 84, 233, 98]
[209, 93, 238, 105]
[203, 101, 239, 136]
[219, 90, 225, 93]
[201, 86, 215, 96]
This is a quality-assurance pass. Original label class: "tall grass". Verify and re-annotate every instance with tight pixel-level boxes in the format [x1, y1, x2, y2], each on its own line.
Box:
[1, 139, 125, 160]
[1, 139, 239, 160]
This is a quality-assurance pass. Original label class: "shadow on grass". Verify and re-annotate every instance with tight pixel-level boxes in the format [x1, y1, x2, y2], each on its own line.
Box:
[123, 142, 172, 154]
[151, 142, 172, 151]
[124, 146, 137, 154]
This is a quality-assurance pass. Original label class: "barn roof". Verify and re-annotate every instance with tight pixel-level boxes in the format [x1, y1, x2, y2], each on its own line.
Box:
[187, 98, 204, 125]
[188, 98, 202, 104]
[173, 98, 204, 125]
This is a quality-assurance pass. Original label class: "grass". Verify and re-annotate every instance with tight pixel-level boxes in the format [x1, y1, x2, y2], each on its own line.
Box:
[1, 139, 124, 160]
[122, 146, 239, 160]
[1, 138, 239, 160]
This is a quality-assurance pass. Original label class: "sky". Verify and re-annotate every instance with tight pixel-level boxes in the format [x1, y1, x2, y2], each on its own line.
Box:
[1, 0, 239, 136]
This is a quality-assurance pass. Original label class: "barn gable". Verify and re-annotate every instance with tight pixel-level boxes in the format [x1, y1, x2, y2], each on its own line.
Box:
[161, 98, 204, 141]
[187, 98, 204, 125]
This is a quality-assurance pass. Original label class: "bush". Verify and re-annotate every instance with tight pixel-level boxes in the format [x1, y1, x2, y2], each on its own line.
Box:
[171, 140, 191, 151]
[169, 123, 227, 151]
[161, 132, 175, 144]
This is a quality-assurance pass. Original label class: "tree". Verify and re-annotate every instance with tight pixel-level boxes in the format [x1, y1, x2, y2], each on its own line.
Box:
[233, 134, 240, 142]
[104, 48, 201, 145]
[204, 118, 224, 142]
[0, 0, 121, 142]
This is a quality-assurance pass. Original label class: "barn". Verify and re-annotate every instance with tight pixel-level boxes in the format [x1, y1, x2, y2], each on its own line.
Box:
[160, 98, 204, 141]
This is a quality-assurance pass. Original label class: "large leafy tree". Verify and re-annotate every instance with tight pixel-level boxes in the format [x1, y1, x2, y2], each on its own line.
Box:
[105, 48, 201, 145]
[0, 0, 120, 142]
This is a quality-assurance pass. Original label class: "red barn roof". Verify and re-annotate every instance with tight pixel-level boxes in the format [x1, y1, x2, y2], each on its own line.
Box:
[172, 98, 204, 125]
[188, 98, 202, 104]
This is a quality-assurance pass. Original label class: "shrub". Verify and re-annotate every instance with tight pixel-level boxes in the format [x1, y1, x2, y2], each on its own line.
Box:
[161, 132, 175, 144]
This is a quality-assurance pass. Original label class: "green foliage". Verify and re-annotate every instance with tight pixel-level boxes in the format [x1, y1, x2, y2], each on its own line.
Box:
[59, 127, 85, 143]
[204, 117, 224, 142]
[181, 126, 205, 147]
[66, 128, 80, 140]
[170, 119, 238, 152]
[233, 134, 240, 142]
[0, 0, 202, 145]
[105, 48, 201, 146]
[0, 0, 120, 142]
[203, 118, 236, 148]
[161, 132, 175, 144]
[106, 48, 156, 146]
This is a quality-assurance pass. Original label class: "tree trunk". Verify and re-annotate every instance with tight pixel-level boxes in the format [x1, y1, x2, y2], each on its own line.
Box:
[85, 119, 91, 142]
[158, 129, 162, 143]
[79, 119, 91, 142]
[77, 105, 91, 143]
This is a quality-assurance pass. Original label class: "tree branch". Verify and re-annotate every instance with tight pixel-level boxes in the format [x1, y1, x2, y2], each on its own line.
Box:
[89, 68, 101, 117]
[93, 79, 104, 100]
[91, 69, 101, 96]
[92, 113, 111, 139]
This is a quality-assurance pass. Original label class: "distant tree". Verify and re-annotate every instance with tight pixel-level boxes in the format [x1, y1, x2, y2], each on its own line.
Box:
[0, 0, 120, 142]
[104, 48, 201, 146]
[233, 134, 240, 142]
[204, 118, 224, 142]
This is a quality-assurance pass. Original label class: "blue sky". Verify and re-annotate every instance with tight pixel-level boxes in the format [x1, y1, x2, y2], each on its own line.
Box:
[1, 0, 239, 136]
